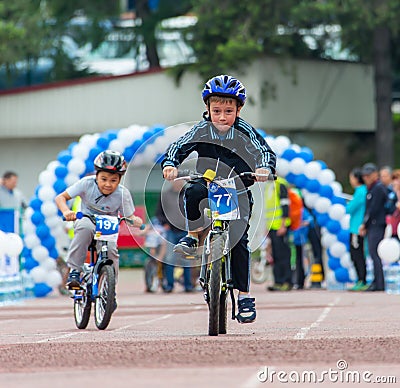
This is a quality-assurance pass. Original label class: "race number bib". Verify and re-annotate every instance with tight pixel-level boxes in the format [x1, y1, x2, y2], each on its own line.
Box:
[94, 215, 119, 242]
[208, 178, 240, 220]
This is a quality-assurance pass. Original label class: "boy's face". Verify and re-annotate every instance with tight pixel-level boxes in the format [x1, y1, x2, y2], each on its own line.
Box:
[96, 171, 121, 195]
[208, 100, 241, 133]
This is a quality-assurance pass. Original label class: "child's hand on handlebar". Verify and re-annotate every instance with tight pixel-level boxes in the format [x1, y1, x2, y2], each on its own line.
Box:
[163, 166, 178, 181]
[128, 215, 144, 228]
[255, 168, 271, 182]
[63, 210, 77, 221]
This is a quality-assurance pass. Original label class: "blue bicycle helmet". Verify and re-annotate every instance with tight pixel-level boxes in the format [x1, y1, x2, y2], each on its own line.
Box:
[94, 150, 127, 175]
[202, 75, 246, 106]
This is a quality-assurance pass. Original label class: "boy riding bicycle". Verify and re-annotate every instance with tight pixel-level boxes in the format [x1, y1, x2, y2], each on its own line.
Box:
[55, 150, 143, 294]
[161, 75, 276, 323]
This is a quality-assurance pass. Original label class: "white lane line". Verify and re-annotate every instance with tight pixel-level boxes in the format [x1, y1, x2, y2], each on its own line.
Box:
[36, 332, 80, 343]
[294, 296, 340, 340]
[114, 314, 173, 332]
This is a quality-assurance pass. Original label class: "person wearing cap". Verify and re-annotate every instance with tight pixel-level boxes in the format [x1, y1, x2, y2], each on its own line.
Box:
[358, 163, 387, 291]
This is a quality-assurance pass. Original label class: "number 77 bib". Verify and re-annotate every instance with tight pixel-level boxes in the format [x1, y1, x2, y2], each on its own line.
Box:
[94, 215, 119, 242]
[208, 178, 240, 220]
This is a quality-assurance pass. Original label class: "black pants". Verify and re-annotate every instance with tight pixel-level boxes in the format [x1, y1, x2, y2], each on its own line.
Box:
[367, 225, 385, 290]
[269, 229, 292, 285]
[294, 244, 305, 287]
[184, 178, 253, 292]
[350, 233, 366, 283]
[308, 225, 324, 278]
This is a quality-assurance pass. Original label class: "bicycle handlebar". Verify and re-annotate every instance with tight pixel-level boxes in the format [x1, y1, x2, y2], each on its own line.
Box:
[63, 212, 146, 230]
[175, 170, 277, 182]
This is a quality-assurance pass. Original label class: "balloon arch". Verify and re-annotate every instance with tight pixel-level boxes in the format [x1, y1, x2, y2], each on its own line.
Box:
[22, 124, 360, 297]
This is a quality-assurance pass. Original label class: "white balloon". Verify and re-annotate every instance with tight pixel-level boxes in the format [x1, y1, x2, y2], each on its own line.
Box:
[303, 192, 320, 209]
[290, 157, 306, 175]
[41, 257, 57, 271]
[318, 169, 336, 185]
[32, 245, 50, 263]
[117, 128, 136, 145]
[5, 233, 24, 256]
[71, 143, 90, 159]
[321, 232, 337, 248]
[331, 181, 343, 195]
[45, 215, 61, 229]
[304, 161, 322, 179]
[0, 231, 7, 256]
[41, 201, 58, 217]
[397, 223, 400, 240]
[24, 233, 41, 250]
[30, 266, 48, 283]
[291, 144, 302, 153]
[339, 252, 352, 268]
[79, 133, 99, 148]
[67, 158, 86, 176]
[46, 269, 62, 288]
[272, 136, 291, 156]
[340, 214, 350, 230]
[377, 238, 400, 264]
[348, 267, 357, 282]
[314, 197, 331, 213]
[39, 170, 56, 186]
[328, 204, 346, 221]
[37, 186, 56, 202]
[65, 172, 80, 186]
[108, 139, 125, 153]
[330, 241, 347, 258]
[47, 161, 61, 172]
[276, 158, 290, 177]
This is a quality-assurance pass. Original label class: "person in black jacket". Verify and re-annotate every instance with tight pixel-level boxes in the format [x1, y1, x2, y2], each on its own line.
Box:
[161, 74, 276, 323]
[359, 163, 387, 291]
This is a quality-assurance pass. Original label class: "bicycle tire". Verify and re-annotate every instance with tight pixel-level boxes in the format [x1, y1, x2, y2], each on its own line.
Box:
[74, 289, 91, 329]
[250, 254, 269, 284]
[94, 265, 116, 330]
[219, 290, 228, 334]
[208, 235, 223, 336]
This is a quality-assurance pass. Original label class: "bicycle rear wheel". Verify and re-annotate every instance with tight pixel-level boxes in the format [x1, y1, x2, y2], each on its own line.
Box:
[94, 265, 116, 330]
[144, 258, 160, 292]
[219, 290, 228, 334]
[74, 288, 91, 329]
[208, 235, 223, 336]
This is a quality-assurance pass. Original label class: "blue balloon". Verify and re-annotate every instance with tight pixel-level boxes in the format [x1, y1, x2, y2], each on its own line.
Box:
[55, 165, 68, 179]
[285, 173, 297, 184]
[257, 129, 267, 137]
[335, 267, 350, 283]
[31, 211, 45, 226]
[57, 150, 72, 165]
[142, 131, 153, 143]
[155, 153, 164, 164]
[331, 196, 346, 206]
[319, 184, 334, 199]
[281, 148, 297, 161]
[316, 160, 327, 169]
[41, 235, 56, 250]
[305, 179, 321, 193]
[24, 255, 39, 271]
[36, 224, 50, 239]
[299, 147, 314, 163]
[49, 247, 59, 259]
[89, 146, 103, 160]
[123, 146, 136, 161]
[97, 136, 110, 150]
[315, 212, 330, 227]
[29, 197, 43, 211]
[326, 219, 341, 234]
[53, 179, 67, 194]
[33, 282, 53, 297]
[68, 142, 78, 152]
[337, 229, 350, 245]
[131, 140, 142, 153]
[84, 159, 94, 175]
[293, 173, 307, 188]
[328, 257, 341, 270]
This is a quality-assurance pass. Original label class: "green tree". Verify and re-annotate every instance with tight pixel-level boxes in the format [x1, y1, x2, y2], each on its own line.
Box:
[181, 0, 400, 167]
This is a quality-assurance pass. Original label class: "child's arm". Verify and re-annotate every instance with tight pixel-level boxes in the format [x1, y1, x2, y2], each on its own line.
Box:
[55, 191, 76, 221]
[126, 214, 144, 228]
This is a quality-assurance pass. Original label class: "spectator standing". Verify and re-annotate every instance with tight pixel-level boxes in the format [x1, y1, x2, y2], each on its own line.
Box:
[0, 171, 27, 210]
[156, 179, 193, 292]
[265, 177, 292, 291]
[346, 167, 368, 291]
[380, 165, 397, 215]
[387, 169, 400, 239]
[359, 163, 387, 292]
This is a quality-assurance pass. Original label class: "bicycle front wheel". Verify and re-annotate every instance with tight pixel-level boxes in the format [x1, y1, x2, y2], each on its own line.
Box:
[94, 265, 116, 330]
[74, 288, 91, 329]
[208, 235, 223, 336]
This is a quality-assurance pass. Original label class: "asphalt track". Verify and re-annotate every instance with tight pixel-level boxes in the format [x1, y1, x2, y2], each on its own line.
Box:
[1, 269, 400, 388]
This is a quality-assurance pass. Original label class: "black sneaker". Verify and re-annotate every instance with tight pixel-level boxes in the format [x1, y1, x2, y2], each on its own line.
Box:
[66, 269, 81, 290]
[173, 236, 198, 256]
[236, 297, 256, 324]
